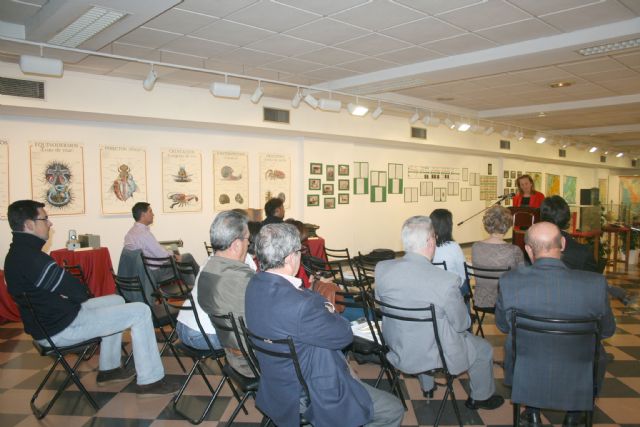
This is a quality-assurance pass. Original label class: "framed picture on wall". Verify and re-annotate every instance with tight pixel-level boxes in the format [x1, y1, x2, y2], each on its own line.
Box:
[517, 170, 522, 177]
[324, 197, 336, 209]
[322, 183, 334, 195]
[506, 179, 512, 187]
[326, 165, 335, 181]
[310, 163, 322, 175]
[504, 171, 509, 179]
[338, 179, 349, 191]
[338, 164, 349, 175]
[510, 170, 516, 179]
[307, 194, 319, 207]
[308, 178, 321, 190]
[338, 193, 349, 204]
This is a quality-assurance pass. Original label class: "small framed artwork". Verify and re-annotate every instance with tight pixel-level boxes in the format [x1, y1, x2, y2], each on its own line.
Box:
[503, 171, 509, 179]
[308, 178, 321, 190]
[326, 165, 335, 181]
[510, 170, 516, 179]
[338, 193, 349, 204]
[324, 197, 335, 209]
[488, 163, 492, 175]
[338, 179, 349, 191]
[506, 179, 512, 187]
[310, 163, 322, 175]
[338, 164, 349, 176]
[322, 184, 334, 195]
[307, 194, 319, 207]
[517, 171, 522, 177]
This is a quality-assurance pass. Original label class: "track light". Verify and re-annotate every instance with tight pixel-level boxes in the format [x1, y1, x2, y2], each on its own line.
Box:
[444, 117, 455, 129]
[210, 75, 241, 99]
[292, 89, 302, 108]
[617, 152, 624, 158]
[409, 110, 420, 125]
[535, 134, 546, 144]
[143, 65, 157, 91]
[250, 81, 263, 103]
[589, 146, 598, 153]
[515, 130, 524, 141]
[304, 93, 318, 109]
[319, 98, 342, 112]
[372, 102, 383, 119]
[347, 98, 368, 116]
[484, 126, 494, 135]
[457, 121, 470, 132]
[19, 54, 64, 77]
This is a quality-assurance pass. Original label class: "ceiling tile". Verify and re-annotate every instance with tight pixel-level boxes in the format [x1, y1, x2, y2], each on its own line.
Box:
[103, 43, 160, 61]
[280, 74, 324, 86]
[295, 47, 366, 66]
[334, 33, 412, 56]
[340, 57, 399, 73]
[557, 57, 626, 75]
[276, 0, 369, 16]
[580, 68, 640, 82]
[509, 66, 576, 83]
[284, 18, 368, 46]
[597, 76, 640, 93]
[467, 73, 529, 88]
[429, 80, 486, 94]
[176, 0, 259, 18]
[158, 51, 207, 68]
[243, 68, 294, 81]
[143, 8, 216, 34]
[109, 62, 174, 78]
[619, 0, 640, 14]
[262, 58, 324, 74]
[161, 36, 236, 57]
[331, 0, 425, 31]
[614, 51, 640, 67]
[477, 18, 560, 44]
[422, 33, 497, 55]
[245, 34, 323, 57]
[394, 0, 487, 16]
[68, 56, 128, 73]
[510, 0, 613, 17]
[192, 19, 274, 46]
[437, 0, 531, 32]
[539, 0, 636, 32]
[303, 67, 359, 81]
[0, 0, 40, 24]
[161, 69, 216, 86]
[117, 27, 182, 49]
[225, 1, 318, 33]
[381, 17, 465, 44]
[210, 48, 283, 67]
[376, 46, 443, 64]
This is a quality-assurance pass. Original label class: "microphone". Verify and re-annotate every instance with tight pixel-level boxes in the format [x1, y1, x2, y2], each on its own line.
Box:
[496, 192, 516, 202]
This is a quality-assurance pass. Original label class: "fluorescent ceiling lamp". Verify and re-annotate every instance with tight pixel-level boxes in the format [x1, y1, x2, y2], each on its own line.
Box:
[48, 6, 126, 48]
[142, 65, 157, 91]
[19, 55, 63, 77]
[589, 146, 598, 153]
[578, 38, 640, 56]
[409, 111, 420, 125]
[444, 118, 455, 129]
[210, 81, 241, 98]
[372, 104, 383, 119]
[304, 94, 318, 109]
[347, 102, 368, 116]
[535, 135, 546, 144]
[250, 83, 263, 103]
[292, 91, 302, 108]
[484, 126, 494, 135]
[457, 122, 470, 132]
[616, 152, 624, 158]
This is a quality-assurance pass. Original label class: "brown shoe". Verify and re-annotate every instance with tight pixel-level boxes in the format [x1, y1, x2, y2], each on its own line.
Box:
[136, 378, 181, 397]
[96, 364, 136, 386]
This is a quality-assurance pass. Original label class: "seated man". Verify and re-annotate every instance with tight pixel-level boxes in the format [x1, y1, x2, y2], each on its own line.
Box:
[375, 215, 504, 410]
[124, 202, 199, 280]
[4, 200, 179, 396]
[245, 223, 404, 427]
[197, 210, 256, 377]
[261, 197, 284, 226]
[496, 222, 616, 426]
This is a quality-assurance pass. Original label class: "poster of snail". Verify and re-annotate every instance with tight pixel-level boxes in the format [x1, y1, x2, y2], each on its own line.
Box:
[260, 153, 291, 209]
[162, 149, 202, 213]
[0, 141, 8, 219]
[100, 145, 147, 214]
[213, 151, 249, 211]
[30, 142, 85, 215]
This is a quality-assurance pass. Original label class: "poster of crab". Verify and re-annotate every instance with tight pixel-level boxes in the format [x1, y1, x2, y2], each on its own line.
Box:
[260, 153, 291, 209]
[213, 151, 249, 211]
[0, 141, 9, 219]
[162, 149, 202, 213]
[29, 142, 85, 215]
[100, 145, 147, 215]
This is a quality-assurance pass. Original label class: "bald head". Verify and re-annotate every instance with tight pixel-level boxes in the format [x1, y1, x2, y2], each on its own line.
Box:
[524, 222, 565, 262]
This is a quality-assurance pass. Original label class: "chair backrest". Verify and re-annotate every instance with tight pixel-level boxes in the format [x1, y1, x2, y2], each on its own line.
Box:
[117, 248, 155, 303]
[204, 241, 213, 256]
[432, 260, 447, 270]
[112, 272, 171, 326]
[175, 261, 197, 288]
[210, 313, 261, 378]
[463, 262, 510, 302]
[324, 247, 358, 281]
[140, 253, 180, 289]
[510, 310, 601, 411]
[166, 293, 218, 354]
[62, 262, 94, 298]
[239, 316, 310, 400]
[301, 255, 345, 287]
[353, 254, 376, 293]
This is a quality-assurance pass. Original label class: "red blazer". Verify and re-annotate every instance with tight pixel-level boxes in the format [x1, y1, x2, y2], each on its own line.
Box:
[513, 191, 545, 208]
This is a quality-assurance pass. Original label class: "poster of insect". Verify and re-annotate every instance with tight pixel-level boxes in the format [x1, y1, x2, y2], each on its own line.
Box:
[260, 153, 291, 209]
[213, 151, 249, 211]
[0, 141, 9, 219]
[100, 145, 147, 215]
[162, 149, 202, 213]
[30, 142, 85, 215]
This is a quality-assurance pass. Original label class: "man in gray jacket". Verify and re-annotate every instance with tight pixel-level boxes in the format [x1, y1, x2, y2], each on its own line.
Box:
[375, 215, 504, 410]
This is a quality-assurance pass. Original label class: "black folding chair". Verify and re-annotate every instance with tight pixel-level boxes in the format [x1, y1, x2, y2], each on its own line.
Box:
[463, 262, 510, 337]
[21, 293, 101, 419]
[432, 260, 447, 270]
[511, 311, 601, 427]
[324, 247, 358, 287]
[140, 253, 191, 297]
[372, 299, 463, 427]
[62, 262, 94, 298]
[204, 241, 213, 256]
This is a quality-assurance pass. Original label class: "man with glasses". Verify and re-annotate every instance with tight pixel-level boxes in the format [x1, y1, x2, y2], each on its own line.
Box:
[4, 200, 180, 396]
[245, 223, 404, 427]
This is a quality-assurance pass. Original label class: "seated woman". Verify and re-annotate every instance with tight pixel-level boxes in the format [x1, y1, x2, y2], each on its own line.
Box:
[471, 205, 525, 308]
[430, 208, 469, 296]
[513, 174, 545, 208]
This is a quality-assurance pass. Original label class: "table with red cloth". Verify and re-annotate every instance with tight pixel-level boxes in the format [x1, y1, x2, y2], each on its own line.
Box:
[50, 247, 116, 296]
[0, 270, 20, 322]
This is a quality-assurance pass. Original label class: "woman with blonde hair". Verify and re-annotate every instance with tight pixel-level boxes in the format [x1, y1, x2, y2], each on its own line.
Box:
[513, 174, 545, 208]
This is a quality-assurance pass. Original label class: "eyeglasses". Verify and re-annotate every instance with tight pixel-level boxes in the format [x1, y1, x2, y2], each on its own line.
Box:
[34, 216, 49, 222]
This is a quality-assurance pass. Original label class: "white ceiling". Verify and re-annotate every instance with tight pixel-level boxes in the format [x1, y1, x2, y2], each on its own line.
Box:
[1, 0, 640, 155]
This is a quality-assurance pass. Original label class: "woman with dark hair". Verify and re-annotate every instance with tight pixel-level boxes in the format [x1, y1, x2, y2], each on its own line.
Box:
[513, 174, 545, 208]
[429, 209, 468, 295]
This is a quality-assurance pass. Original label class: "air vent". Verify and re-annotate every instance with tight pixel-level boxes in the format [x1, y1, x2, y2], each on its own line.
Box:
[600, 155, 606, 163]
[559, 149, 566, 157]
[411, 127, 426, 139]
[633, 159, 638, 168]
[0, 76, 44, 99]
[263, 107, 289, 124]
[500, 139, 510, 150]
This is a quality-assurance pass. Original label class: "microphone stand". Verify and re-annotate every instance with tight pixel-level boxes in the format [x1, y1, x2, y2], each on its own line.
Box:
[457, 194, 512, 227]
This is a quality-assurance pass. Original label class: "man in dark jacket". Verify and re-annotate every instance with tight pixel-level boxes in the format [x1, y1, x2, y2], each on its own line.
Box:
[261, 197, 284, 226]
[4, 200, 179, 396]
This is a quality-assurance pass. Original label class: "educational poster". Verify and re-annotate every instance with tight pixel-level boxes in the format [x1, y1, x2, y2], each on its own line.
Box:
[353, 162, 369, 195]
[260, 153, 290, 209]
[101, 145, 147, 215]
[0, 141, 8, 219]
[469, 172, 480, 186]
[214, 151, 249, 210]
[526, 171, 543, 192]
[434, 188, 447, 202]
[447, 181, 459, 196]
[162, 149, 202, 213]
[563, 176, 577, 204]
[420, 181, 433, 197]
[370, 171, 387, 202]
[30, 142, 85, 215]
[461, 187, 472, 201]
[408, 165, 460, 180]
[404, 187, 418, 203]
[388, 163, 403, 194]
[619, 176, 640, 217]
[479, 175, 497, 200]
[546, 173, 561, 196]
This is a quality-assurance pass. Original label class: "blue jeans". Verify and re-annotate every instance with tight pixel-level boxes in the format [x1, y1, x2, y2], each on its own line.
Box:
[42, 295, 164, 386]
[177, 321, 222, 350]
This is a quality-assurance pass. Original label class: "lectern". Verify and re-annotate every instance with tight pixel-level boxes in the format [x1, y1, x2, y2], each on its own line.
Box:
[509, 207, 541, 254]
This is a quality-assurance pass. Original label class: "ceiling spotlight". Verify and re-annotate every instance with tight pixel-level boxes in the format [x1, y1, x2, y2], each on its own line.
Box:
[484, 126, 494, 135]
[589, 146, 598, 153]
[535, 134, 546, 144]
[250, 81, 264, 103]
[347, 98, 368, 116]
[19, 54, 64, 77]
[372, 102, 383, 119]
[617, 152, 624, 158]
[142, 65, 157, 91]
[517, 130, 524, 141]
[409, 110, 420, 125]
[210, 76, 241, 99]
[444, 117, 455, 129]
[319, 98, 342, 112]
[292, 89, 302, 108]
[457, 121, 471, 132]
[304, 93, 319, 109]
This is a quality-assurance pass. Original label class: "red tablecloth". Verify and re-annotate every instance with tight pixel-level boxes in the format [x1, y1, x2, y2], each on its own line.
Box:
[0, 270, 20, 323]
[307, 237, 327, 262]
[50, 248, 116, 297]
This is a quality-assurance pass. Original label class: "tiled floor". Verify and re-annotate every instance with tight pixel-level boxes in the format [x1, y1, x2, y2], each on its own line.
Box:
[0, 265, 638, 427]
